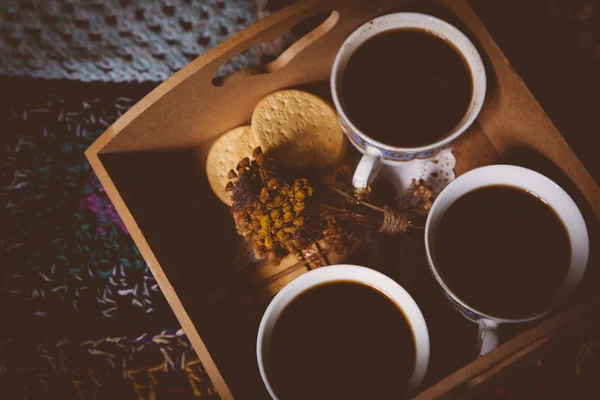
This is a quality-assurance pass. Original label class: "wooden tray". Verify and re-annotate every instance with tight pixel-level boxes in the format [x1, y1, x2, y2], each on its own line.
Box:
[86, 0, 600, 398]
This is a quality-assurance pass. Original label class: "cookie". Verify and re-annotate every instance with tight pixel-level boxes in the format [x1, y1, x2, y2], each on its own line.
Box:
[251, 90, 346, 169]
[206, 125, 256, 205]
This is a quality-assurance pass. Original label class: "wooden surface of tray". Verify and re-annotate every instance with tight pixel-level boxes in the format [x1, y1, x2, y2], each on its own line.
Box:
[86, 0, 600, 398]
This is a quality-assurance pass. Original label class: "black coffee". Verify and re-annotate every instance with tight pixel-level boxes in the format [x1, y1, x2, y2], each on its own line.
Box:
[434, 185, 571, 319]
[266, 281, 415, 400]
[341, 29, 473, 148]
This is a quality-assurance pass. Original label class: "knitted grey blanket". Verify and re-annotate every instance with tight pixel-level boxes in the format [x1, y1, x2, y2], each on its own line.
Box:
[1, 0, 288, 82]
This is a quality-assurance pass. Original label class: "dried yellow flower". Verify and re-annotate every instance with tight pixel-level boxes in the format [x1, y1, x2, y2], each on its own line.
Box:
[284, 226, 296, 234]
[260, 215, 271, 229]
[264, 236, 273, 249]
[277, 230, 288, 242]
[274, 219, 283, 229]
[268, 196, 283, 209]
[294, 190, 306, 202]
[293, 201, 305, 214]
[283, 212, 294, 223]
[293, 217, 304, 227]
[271, 209, 281, 220]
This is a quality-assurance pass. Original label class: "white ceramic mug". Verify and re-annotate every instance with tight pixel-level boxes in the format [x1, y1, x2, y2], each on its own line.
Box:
[330, 13, 486, 191]
[425, 165, 589, 356]
[257, 264, 430, 399]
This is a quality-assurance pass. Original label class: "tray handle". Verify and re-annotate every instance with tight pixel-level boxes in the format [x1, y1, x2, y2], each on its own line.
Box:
[176, 0, 396, 90]
[214, 9, 341, 86]
[185, 0, 337, 87]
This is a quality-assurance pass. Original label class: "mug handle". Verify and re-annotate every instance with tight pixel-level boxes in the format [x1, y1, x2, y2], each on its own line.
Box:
[476, 319, 499, 357]
[352, 146, 384, 189]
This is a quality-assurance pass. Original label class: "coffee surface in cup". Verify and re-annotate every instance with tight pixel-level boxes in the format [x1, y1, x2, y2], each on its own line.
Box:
[341, 28, 473, 148]
[433, 185, 571, 319]
[266, 280, 415, 399]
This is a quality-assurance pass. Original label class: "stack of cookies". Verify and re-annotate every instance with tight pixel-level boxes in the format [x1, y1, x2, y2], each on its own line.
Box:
[206, 90, 347, 206]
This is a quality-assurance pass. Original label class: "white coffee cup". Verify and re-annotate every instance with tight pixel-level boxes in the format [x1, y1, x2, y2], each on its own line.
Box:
[425, 165, 589, 355]
[330, 13, 486, 192]
[257, 264, 430, 399]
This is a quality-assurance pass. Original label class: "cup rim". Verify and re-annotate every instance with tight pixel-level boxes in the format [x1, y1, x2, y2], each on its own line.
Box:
[256, 264, 430, 399]
[330, 12, 487, 154]
[424, 165, 589, 323]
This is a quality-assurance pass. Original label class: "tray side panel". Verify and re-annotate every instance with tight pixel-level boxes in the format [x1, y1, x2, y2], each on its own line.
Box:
[414, 296, 600, 399]
[443, 0, 600, 222]
[85, 147, 235, 400]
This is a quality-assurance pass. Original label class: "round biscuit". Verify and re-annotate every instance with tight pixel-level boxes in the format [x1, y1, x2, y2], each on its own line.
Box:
[251, 90, 346, 169]
[206, 125, 256, 205]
